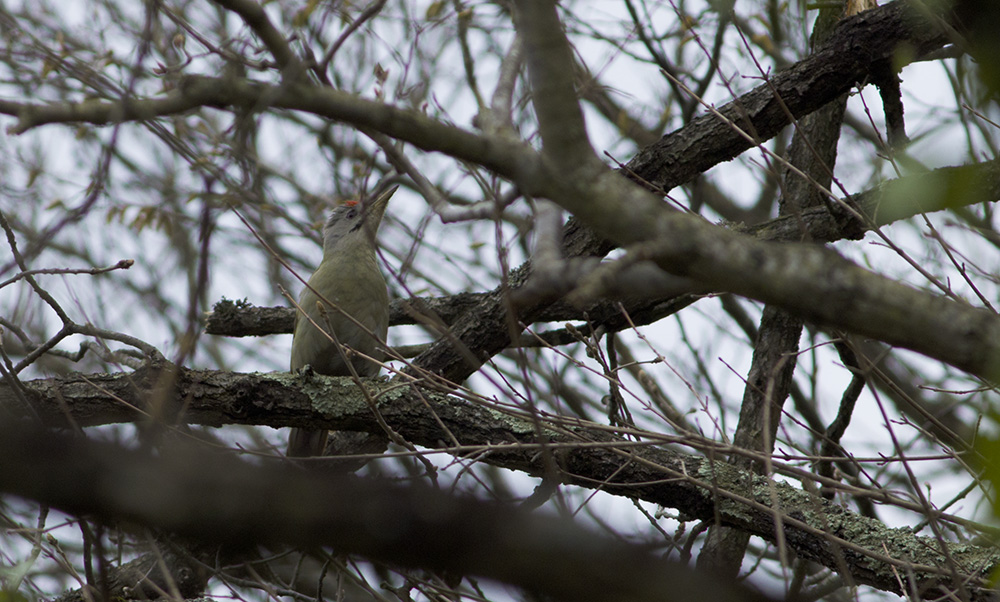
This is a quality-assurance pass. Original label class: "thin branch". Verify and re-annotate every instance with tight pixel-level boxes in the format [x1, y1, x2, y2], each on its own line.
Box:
[211, 0, 299, 71]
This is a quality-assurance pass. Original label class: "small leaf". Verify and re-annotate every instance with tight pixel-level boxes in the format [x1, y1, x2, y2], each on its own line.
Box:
[425, 0, 446, 20]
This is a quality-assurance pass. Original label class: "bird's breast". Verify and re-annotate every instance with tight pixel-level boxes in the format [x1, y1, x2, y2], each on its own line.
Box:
[290, 246, 389, 375]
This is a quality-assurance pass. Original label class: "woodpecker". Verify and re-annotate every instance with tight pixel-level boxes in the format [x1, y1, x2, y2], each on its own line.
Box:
[287, 186, 395, 457]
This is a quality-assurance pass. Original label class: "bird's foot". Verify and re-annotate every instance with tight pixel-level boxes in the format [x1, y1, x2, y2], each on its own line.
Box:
[296, 364, 317, 378]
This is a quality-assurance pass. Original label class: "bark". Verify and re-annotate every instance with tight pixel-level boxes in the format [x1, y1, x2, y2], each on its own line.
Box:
[2, 366, 999, 599]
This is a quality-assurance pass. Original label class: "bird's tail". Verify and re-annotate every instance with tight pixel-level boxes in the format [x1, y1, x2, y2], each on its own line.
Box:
[286, 427, 328, 457]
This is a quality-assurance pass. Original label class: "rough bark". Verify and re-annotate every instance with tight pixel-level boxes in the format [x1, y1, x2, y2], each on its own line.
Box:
[3, 367, 999, 599]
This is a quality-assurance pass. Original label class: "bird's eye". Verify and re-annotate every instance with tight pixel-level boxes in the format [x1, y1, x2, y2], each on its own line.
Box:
[346, 208, 358, 219]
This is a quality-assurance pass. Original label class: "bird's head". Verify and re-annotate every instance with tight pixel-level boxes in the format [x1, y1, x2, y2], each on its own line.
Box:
[322, 185, 397, 254]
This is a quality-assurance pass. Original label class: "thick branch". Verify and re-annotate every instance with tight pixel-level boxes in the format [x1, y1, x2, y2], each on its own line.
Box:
[3, 366, 998, 598]
[514, 0, 595, 168]
[12, 2, 989, 382]
[206, 159, 1000, 339]
[0, 423, 772, 602]
[5, 1, 951, 195]
[510, 0, 999, 382]
[627, 0, 950, 192]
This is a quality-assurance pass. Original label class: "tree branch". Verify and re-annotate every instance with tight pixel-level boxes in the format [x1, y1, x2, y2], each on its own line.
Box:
[3, 366, 998, 598]
[0, 422, 775, 602]
[511, 0, 1000, 383]
[206, 158, 1000, 337]
[4, 1, 951, 194]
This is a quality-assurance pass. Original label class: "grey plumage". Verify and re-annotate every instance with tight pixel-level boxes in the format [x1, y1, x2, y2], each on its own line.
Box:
[286, 186, 396, 457]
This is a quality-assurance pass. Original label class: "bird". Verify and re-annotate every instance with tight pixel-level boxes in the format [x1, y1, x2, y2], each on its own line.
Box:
[286, 185, 396, 458]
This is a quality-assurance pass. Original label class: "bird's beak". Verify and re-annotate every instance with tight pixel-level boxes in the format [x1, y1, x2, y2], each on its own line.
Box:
[364, 185, 397, 229]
